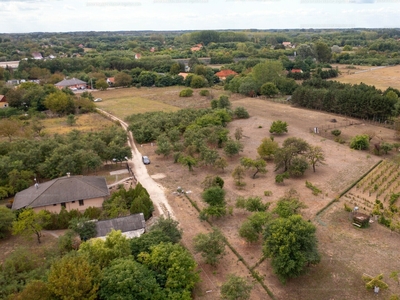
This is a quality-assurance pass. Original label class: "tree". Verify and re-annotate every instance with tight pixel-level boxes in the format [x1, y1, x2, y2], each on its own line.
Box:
[234, 127, 243, 141]
[234, 106, 250, 119]
[260, 82, 279, 97]
[215, 157, 228, 172]
[350, 134, 370, 150]
[314, 41, 332, 63]
[0, 118, 20, 142]
[269, 120, 288, 134]
[240, 157, 267, 179]
[193, 228, 226, 266]
[155, 134, 172, 157]
[99, 258, 163, 300]
[201, 175, 224, 190]
[288, 156, 309, 177]
[263, 215, 320, 283]
[220, 274, 253, 300]
[138, 242, 200, 298]
[306, 145, 326, 172]
[275, 172, 290, 184]
[69, 217, 97, 241]
[201, 186, 225, 206]
[257, 137, 279, 160]
[273, 190, 307, 218]
[66, 114, 77, 126]
[232, 165, 246, 187]
[0, 206, 14, 239]
[43, 90, 74, 115]
[149, 216, 182, 244]
[10, 280, 52, 300]
[178, 155, 197, 171]
[224, 138, 244, 157]
[114, 72, 132, 87]
[236, 196, 270, 212]
[78, 229, 131, 269]
[95, 79, 108, 91]
[47, 252, 100, 300]
[252, 60, 284, 87]
[296, 44, 315, 59]
[12, 208, 50, 243]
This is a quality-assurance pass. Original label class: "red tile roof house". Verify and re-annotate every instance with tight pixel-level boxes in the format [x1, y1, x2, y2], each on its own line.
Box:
[190, 44, 203, 52]
[54, 78, 87, 90]
[290, 69, 303, 73]
[135, 53, 142, 59]
[282, 42, 292, 48]
[12, 175, 110, 214]
[215, 69, 238, 81]
[0, 95, 8, 108]
[107, 77, 115, 86]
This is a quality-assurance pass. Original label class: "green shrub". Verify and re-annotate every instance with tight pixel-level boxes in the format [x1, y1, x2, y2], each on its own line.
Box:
[179, 88, 193, 97]
[264, 190, 272, 196]
[344, 203, 352, 212]
[199, 90, 210, 96]
[234, 106, 250, 119]
[331, 129, 341, 136]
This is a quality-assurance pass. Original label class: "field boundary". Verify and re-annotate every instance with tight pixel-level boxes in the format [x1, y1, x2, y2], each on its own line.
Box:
[315, 159, 383, 217]
[182, 192, 276, 300]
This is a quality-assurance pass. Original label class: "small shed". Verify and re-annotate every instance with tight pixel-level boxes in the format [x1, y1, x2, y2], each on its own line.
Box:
[95, 213, 146, 239]
[353, 212, 370, 228]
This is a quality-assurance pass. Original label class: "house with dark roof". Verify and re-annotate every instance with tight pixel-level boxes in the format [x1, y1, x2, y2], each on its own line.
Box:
[95, 213, 146, 239]
[12, 175, 110, 214]
[0, 95, 8, 108]
[54, 78, 87, 90]
[215, 69, 238, 80]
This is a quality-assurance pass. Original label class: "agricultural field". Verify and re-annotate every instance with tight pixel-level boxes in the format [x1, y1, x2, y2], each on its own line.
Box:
[332, 64, 400, 91]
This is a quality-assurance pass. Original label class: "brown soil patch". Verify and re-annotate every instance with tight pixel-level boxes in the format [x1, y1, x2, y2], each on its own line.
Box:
[142, 98, 400, 299]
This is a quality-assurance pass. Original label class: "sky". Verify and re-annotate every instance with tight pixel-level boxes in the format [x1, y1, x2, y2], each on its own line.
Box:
[1, 0, 400, 33]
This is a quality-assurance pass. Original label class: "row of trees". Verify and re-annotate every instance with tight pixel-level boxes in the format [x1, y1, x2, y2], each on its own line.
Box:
[292, 78, 399, 120]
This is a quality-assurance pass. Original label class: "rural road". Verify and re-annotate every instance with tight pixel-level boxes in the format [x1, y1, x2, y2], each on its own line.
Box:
[97, 109, 175, 219]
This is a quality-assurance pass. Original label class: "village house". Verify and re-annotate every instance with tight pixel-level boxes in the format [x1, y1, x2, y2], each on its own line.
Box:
[106, 77, 115, 86]
[135, 53, 142, 59]
[12, 175, 110, 214]
[0, 95, 8, 108]
[54, 77, 87, 90]
[190, 44, 203, 52]
[31, 52, 43, 60]
[215, 69, 238, 81]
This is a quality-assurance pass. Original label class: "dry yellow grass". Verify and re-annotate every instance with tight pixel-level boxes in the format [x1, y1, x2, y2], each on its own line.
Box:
[332, 64, 400, 91]
[42, 113, 116, 135]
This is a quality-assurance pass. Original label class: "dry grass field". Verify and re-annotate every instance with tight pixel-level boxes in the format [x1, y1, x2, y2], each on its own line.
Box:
[331, 64, 400, 91]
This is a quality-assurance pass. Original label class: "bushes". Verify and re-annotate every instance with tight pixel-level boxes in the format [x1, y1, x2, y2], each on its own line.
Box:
[179, 88, 193, 97]
[199, 89, 210, 96]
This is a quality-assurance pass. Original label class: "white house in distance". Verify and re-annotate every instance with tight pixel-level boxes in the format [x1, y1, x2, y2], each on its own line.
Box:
[12, 175, 110, 214]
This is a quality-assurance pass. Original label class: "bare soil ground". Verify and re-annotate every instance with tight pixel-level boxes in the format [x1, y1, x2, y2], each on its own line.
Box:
[140, 96, 400, 299]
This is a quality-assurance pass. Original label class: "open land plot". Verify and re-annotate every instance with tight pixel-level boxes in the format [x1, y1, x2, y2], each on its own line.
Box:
[126, 88, 400, 299]
[331, 64, 400, 91]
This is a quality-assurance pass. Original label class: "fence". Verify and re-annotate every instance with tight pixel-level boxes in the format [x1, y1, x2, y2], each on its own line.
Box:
[309, 119, 362, 136]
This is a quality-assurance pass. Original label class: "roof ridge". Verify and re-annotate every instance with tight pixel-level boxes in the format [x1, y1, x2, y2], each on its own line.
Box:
[27, 177, 60, 206]
[76, 176, 108, 193]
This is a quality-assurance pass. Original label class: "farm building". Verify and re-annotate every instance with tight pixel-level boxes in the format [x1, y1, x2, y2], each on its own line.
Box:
[95, 213, 146, 239]
[12, 175, 110, 214]
[215, 69, 238, 80]
[0, 95, 8, 108]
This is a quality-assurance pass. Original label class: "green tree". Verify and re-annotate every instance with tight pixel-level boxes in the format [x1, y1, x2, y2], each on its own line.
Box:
[47, 252, 100, 300]
[0, 206, 15, 239]
[170, 63, 182, 75]
[193, 228, 226, 266]
[314, 41, 332, 63]
[236, 196, 270, 212]
[240, 157, 267, 179]
[263, 215, 320, 283]
[95, 79, 108, 91]
[12, 208, 51, 243]
[215, 157, 228, 172]
[43, 90, 74, 115]
[0, 118, 20, 142]
[257, 137, 279, 160]
[224, 138, 244, 157]
[66, 114, 77, 126]
[275, 172, 290, 184]
[220, 274, 253, 300]
[69, 217, 97, 241]
[260, 82, 279, 97]
[273, 190, 307, 218]
[232, 165, 246, 187]
[114, 72, 132, 87]
[79, 229, 131, 269]
[306, 145, 326, 172]
[99, 258, 163, 300]
[252, 60, 284, 87]
[149, 216, 182, 244]
[288, 156, 309, 177]
[234, 106, 250, 119]
[201, 186, 226, 206]
[138, 242, 200, 299]
[178, 155, 197, 171]
[269, 120, 288, 134]
[9, 280, 52, 300]
[350, 134, 370, 150]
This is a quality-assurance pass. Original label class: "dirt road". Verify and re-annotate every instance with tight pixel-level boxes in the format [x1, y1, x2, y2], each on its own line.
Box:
[97, 109, 175, 219]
